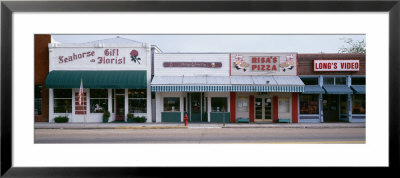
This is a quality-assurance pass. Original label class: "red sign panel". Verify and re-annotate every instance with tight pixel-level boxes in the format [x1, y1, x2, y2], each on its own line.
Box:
[314, 60, 360, 71]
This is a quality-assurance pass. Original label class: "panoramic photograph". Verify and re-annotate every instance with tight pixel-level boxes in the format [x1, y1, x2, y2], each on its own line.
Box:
[34, 34, 366, 144]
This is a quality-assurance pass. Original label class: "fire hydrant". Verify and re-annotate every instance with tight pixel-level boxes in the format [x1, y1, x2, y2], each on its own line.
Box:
[184, 113, 188, 126]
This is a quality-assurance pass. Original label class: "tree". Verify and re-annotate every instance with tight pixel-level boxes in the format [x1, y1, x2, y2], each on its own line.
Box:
[338, 37, 366, 54]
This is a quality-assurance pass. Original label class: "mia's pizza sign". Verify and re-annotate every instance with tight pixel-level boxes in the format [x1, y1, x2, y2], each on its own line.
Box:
[314, 60, 360, 71]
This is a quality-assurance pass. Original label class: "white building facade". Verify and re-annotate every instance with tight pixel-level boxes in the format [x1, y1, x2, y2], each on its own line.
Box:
[46, 37, 153, 122]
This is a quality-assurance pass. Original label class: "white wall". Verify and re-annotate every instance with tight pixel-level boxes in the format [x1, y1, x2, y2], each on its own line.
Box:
[154, 53, 230, 76]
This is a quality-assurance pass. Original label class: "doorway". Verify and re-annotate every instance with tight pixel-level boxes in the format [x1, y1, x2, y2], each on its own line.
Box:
[188, 93, 207, 122]
[115, 95, 125, 121]
[255, 97, 272, 122]
[323, 94, 346, 122]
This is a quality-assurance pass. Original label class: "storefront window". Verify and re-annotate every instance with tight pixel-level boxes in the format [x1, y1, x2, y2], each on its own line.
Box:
[335, 77, 347, 85]
[352, 77, 365, 85]
[278, 97, 290, 113]
[211, 97, 228, 112]
[54, 89, 72, 113]
[323, 77, 335, 85]
[128, 89, 147, 113]
[34, 85, 42, 115]
[90, 89, 108, 113]
[299, 94, 319, 114]
[353, 94, 366, 114]
[237, 96, 248, 112]
[301, 77, 319, 85]
[340, 95, 347, 114]
[164, 97, 180, 112]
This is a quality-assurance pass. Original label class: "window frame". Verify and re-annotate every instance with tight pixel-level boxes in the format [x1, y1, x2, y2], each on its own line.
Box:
[53, 89, 72, 113]
[90, 89, 109, 113]
[211, 97, 228, 112]
[163, 97, 180, 112]
[128, 89, 147, 113]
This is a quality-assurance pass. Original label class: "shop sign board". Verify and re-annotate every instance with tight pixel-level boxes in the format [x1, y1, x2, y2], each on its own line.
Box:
[230, 53, 297, 76]
[313, 60, 360, 71]
[50, 47, 147, 70]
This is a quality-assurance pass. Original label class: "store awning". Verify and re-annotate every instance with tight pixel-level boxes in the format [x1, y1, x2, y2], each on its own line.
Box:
[151, 76, 231, 92]
[303, 85, 325, 94]
[45, 70, 147, 89]
[151, 75, 304, 92]
[322, 85, 353, 94]
[351, 85, 366, 94]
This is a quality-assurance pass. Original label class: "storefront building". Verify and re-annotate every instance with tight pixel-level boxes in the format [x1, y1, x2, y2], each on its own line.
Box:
[297, 53, 366, 123]
[45, 37, 154, 122]
[151, 53, 305, 123]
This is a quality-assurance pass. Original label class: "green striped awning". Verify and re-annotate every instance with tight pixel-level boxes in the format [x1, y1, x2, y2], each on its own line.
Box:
[230, 85, 304, 92]
[45, 70, 147, 89]
[151, 85, 231, 92]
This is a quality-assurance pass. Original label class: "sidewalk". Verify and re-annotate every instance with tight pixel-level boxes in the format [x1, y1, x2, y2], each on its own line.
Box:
[34, 122, 366, 129]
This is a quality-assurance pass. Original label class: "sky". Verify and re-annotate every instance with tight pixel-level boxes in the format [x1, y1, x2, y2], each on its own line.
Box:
[52, 34, 365, 53]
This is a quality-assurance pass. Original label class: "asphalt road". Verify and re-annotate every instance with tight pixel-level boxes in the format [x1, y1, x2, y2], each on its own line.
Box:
[34, 127, 365, 144]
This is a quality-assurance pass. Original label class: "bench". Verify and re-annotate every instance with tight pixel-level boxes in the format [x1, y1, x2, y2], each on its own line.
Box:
[237, 118, 250, 123]
[278, 118, 291, 123]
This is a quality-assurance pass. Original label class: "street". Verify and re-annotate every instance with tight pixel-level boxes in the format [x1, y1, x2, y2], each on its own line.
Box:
[35, 127, 365, 144]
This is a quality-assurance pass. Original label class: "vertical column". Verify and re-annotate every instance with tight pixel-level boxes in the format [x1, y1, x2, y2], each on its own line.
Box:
[49, 88, 54, 122]
[292, 93, 298, 123]
[125, 89, 128, 122]
[273, 96, 279, 123]
[230, 92, 236, 123]
[249, 95, 254, 123]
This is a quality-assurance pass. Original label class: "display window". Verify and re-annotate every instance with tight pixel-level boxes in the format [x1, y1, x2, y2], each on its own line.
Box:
[53, 89, 72, 113]
[352, 94, 366, 114]
[300, 94, 319, 114]
[90, 89, 108, 113]
[128, 89, 147, 113]
[211, 97, 228, 112]
[164, 97, 180, 112]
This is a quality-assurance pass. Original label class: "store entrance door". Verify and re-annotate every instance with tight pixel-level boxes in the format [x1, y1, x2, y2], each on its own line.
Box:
[115, 95, 125, 121]
[188, 93, 205, 122]
[323, 95, 339, 122]
[255, 97, 272, 122]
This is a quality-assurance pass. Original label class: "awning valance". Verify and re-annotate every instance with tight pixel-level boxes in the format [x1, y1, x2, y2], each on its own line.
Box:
[45, 70, 147, 89]
[302, 85, 325, 94]
[151, 75, 304, 92]
[351, 85, 366, 94]
[322, 85, 353, 94]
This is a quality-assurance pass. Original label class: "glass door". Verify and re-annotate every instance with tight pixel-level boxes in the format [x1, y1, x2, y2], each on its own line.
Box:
[255, 98, 263, 121]
[254, 97, 272, 122]
[190, 93, 202, 122]
[264, 98, 272, 120]
[115, 95, 125, 121]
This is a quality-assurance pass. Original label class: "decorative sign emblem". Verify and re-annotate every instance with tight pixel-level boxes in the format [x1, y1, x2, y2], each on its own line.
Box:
[163, 62, 222, 68]
[279, 55, 295, 72]
[130, 50, 141, 64]
[233, 55, 250, 72]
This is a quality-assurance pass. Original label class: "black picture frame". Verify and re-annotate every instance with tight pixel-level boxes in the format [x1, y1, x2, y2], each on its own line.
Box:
[1, 0, 399, 177]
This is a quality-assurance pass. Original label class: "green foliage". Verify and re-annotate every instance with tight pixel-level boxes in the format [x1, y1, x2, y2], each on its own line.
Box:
[127, 113, 147, 123]
[338, 37, 366, 54]
[103, 110, 110, 118]
[103, 110, 110, 123]
[54, 116, 69, 123]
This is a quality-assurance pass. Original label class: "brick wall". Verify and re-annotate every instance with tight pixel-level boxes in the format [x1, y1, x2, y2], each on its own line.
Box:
[34, 34, 51, 122]
[297, 53, 366, 75]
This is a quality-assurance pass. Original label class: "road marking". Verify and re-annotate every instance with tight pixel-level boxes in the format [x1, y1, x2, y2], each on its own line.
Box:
[219, 141, 366, 144]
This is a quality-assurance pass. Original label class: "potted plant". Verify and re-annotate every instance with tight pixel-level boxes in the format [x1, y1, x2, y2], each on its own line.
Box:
[54, 116, 69, 123]
[103, 110, 110, 123]
[127, 113, 135, 123]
